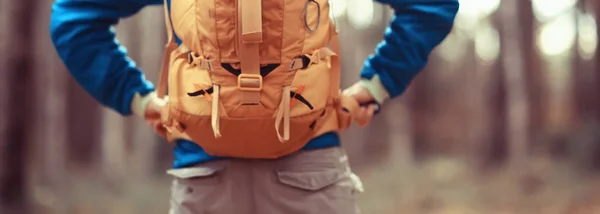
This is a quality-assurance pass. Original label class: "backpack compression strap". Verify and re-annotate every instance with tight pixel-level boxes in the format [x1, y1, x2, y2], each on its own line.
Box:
[208, 0, 265, 140]
[237, 0, 263, 105]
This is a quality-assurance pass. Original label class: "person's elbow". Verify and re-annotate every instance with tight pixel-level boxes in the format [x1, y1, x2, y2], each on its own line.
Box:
[387, 0, 459, 52]
[49, 0, 80, 59]
[447, 0, 460, 16]
[385, 0, 459, 29]
[433, 0, 459, 51]
[49, 2, 65, 54]
[436, 0, 460, 32]
[423, 0, 459, 46]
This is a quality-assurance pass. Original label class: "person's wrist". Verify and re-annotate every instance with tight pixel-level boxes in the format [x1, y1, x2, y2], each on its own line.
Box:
[358, 75, 390, 104]
[131, 91, 158, 118]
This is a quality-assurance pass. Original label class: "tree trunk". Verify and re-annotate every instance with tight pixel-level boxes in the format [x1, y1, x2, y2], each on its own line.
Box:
[410, 60, 436, 162]
[518, 0, 545, 147]
[386, 86, 414, 170]
[67, 75, 102, 166]
[29, 0, 71, 212]
[500, 0, 530, 171]
[595, 0, 600, 122]
[488, 0, 531, 171]
[0, 0, 36, 212]
[127, 6, 165, 177]
[485, 12, 508, 167]
[100, 19, 138, 181]
[467, 18, 499, 170]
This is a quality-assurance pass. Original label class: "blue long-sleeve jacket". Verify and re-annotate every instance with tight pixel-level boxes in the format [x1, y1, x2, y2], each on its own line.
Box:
[50, 0, 458, 168]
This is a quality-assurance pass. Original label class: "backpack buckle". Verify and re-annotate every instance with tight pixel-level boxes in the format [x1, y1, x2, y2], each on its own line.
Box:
[237, 74, 263, 92]
[187, 52, 213, 71]
[187, 52, 201, 65]
[309, 50, 321, 65]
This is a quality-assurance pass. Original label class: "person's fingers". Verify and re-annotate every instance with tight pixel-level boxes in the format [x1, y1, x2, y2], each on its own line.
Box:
[343, 82, 375, 104]
[356, 104, 377, 127]
[336, 99, 376, 128]
[366, 104, 376, 118]
[152, 121, 167, 137]
[145, 111, 161, 120]
[150, 119, 160, 126]
[362, 104, 376, 127]
[144, 98, 168, 137]
[145, 108, 162, 120]
[146, 117, 161, 125]
[154, 127, 167, 137]
[144, 97, 167, 120]
[356, 107, 369, 127]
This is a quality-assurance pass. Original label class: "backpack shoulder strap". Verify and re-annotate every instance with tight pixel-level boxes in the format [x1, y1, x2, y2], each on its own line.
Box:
[157, 0, 178, 99]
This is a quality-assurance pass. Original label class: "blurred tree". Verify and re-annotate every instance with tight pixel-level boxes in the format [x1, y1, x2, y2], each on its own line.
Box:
[34, 75, 71, 211]
[410, 59, 436, 162]
[579, 0, 600, 170]
[568, 0, 597, 165]
[100, 20, 137, 182]
[595, 0, 600, 122]
[29, 0, 71, 212]
[497, 0, 530, 170]
[480, 4, 509, 168]
[67, 75, 102, 166]
[519, 0, 545, 147]
[0, 0, 35, 212]
[126, 7, 167, 178]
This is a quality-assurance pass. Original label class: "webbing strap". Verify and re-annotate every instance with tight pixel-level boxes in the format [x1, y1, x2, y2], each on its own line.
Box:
[288, 47, 336, 71]
[240, 0, 263, 43]
[237, 0, 263, 105]
[158, 0, 178, 99]
[211, 85, 222, 138]
[275, 86, 291, 142]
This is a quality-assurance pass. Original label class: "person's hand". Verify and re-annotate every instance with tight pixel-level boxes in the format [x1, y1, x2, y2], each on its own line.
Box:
[143, 96, 168, 137]
[342, 82, 378, 127]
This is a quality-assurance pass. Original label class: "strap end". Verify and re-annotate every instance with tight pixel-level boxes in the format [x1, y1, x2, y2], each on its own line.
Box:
[241, 32, 263, 43]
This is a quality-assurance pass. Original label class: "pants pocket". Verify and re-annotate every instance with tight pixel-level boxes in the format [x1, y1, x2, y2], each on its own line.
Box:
[276, 168, 363, 199]
[270, 148, 361, 214]
[168, 161, 230, 214]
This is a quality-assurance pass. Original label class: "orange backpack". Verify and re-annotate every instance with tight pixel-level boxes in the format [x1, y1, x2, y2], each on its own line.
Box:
[157, 0, 360, 159]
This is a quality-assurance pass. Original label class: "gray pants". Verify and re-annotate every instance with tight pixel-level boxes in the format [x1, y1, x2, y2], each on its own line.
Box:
[167, 147, 364, 214]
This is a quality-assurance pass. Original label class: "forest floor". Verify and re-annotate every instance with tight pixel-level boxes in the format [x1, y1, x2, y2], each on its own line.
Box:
[355, 155, 600, 214]
[29, 155, 600, 214]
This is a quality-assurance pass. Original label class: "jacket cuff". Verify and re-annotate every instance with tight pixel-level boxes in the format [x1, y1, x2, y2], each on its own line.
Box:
[131, 91, 157, 118]
[358, 74, 390, 104]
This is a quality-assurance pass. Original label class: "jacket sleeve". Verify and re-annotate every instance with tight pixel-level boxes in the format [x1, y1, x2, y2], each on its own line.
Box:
[358, 0, 459, 103]
[50, 0, 163, 116]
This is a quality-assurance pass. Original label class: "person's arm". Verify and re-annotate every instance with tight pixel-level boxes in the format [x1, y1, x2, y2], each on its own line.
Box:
[50, 0, 163, 117]
[358, 0, 459, 104]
